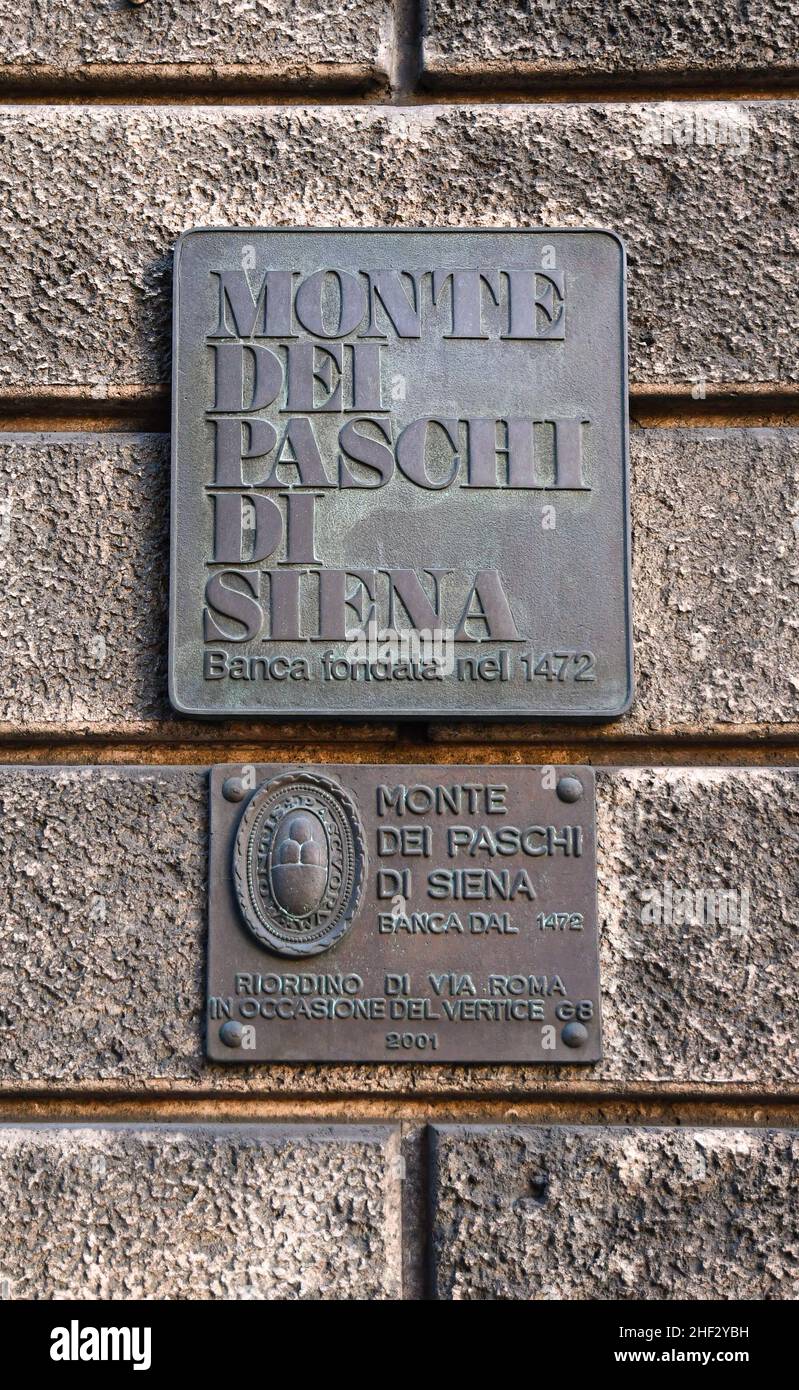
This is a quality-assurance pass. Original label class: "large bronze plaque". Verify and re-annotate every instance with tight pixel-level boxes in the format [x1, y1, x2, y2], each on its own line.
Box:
[171, 228, 631, 719]
[207, 764, 601, 1064]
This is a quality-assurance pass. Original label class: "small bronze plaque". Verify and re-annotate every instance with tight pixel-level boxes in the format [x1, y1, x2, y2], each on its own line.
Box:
[171, 227, 631, 719]
[208, 764, 601, 1064]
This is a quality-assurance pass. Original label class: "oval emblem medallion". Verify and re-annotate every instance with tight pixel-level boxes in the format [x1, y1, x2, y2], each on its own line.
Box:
[233, 772, 366, 957]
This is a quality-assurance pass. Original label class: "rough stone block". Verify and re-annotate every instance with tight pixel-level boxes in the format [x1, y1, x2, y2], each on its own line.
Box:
[631, 428, 799, 730]
[0, 1124, 401, 1299]
[0, 765, 796, 1093]
[0, 432, 396, 740]
[2, 430, 795, 736]
[0, 433, 168, 731]
[422, 0, 799, 85]
[430, 1125, 799, 1299]
[0, 0, 392, 90]
[0, 104, 794, 388]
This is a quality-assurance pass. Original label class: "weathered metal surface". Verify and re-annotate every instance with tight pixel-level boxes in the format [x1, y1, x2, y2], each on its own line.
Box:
[207, 764, 601, 1064]
[171, 228, 631, 719]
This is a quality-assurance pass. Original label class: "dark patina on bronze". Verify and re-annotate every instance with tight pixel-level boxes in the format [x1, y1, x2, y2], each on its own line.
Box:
[208, 763, 602, 1064]
[171, 227, 632, 720]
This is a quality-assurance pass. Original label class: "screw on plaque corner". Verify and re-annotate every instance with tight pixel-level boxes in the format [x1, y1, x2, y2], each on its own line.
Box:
[556, 775, 583, 803]
[222, 775, 248, 803]
[219, 1020, 245, 1048]
[561, 1021, 588, 1048]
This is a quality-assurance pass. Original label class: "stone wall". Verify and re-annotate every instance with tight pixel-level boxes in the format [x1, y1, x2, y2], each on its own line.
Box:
[0, 1, 797, 1300]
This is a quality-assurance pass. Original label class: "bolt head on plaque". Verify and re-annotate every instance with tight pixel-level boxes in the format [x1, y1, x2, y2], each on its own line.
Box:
[561, 1020, 589, 1048]
[556, 775, 584, 803]
[219, 1019, 245, 1048]
[233, 771, 366, 957]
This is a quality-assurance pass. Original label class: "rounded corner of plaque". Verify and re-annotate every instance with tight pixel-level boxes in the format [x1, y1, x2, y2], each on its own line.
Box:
[571, 763, 596, 789]
[174, 226, 206, 257]
[166, 673, 196, 718]
[232, 770, 366, 958]
[590, 226, 628, 265]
